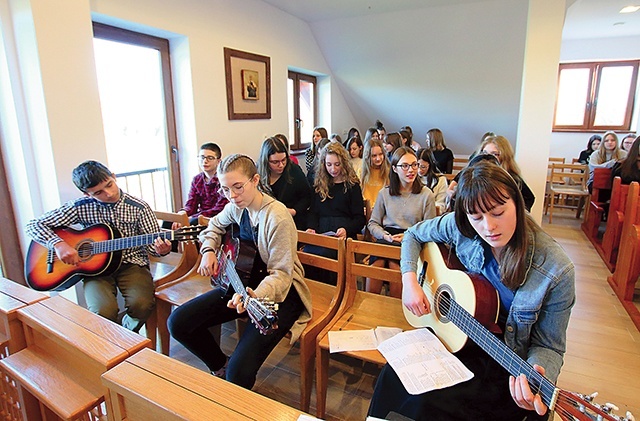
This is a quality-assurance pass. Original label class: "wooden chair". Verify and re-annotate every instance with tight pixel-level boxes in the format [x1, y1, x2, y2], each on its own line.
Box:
[581, 167, 613, 243]
[102, 348, 307, 420]
[295, 231, 346, 413]
[545, 163, 589, 223]
[607, 182, 640, 331]
[599, 178, 639, 271]
[146, 211, 199, 350]
[0, 295, 150, 420]
[314, 238, 413, 419]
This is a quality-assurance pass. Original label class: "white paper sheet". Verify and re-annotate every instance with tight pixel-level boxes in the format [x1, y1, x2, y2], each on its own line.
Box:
[377, 328, 473, 395]
[328, 326, 403, 353]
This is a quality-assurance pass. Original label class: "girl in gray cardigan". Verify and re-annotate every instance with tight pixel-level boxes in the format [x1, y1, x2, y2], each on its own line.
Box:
[366, 147, 436, 296]
[168, 154, 312, 390]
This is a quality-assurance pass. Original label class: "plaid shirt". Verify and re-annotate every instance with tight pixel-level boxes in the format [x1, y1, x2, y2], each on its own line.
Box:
[181, 172, 228, 218]
[26, 191, 161, 266]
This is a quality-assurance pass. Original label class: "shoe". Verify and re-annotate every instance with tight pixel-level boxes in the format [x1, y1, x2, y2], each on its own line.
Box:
[211, 357, 228, 379]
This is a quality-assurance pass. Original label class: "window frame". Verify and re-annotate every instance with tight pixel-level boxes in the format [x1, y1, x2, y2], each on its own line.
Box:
[92, 22, 182, 210]
[288, 70, 317, 151]
[553, 60, 639, 133]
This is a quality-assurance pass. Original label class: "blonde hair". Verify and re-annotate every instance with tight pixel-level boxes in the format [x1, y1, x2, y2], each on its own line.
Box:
[478, 135, 521, 177]
[314, 142, 360, 201]
[360, 139, 390, 187]
[594, 131, 625, 162]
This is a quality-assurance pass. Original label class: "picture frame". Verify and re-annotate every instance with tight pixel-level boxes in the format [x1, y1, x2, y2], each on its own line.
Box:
[224, 47, 271, 120]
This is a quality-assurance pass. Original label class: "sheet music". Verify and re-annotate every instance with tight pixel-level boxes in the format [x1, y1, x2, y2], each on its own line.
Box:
[328, 326, 403, 353]
[377, 328, 473, 395]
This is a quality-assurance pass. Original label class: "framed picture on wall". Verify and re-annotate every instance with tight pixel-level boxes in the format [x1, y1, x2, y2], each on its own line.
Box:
[224, 48, 271, 119]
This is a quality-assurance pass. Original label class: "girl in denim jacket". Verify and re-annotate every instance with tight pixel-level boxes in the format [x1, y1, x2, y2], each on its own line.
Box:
[369, 161, 575, 421]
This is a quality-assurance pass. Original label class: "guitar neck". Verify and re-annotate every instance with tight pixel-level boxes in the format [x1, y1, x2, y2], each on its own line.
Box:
[91, 231, 173, 255]
[222, 258, 249, 300]
[447, 299, 558, 409]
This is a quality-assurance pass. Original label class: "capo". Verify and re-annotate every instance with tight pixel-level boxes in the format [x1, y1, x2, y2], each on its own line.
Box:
[46, 248, 55, 273]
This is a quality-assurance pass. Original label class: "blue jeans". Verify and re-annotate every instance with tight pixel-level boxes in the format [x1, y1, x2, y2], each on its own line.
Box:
[168, 284, 304, 389]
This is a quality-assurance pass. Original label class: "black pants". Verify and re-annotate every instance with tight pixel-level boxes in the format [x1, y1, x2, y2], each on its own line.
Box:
[368, 343, 550, 421]
[168, 284, 304, 390]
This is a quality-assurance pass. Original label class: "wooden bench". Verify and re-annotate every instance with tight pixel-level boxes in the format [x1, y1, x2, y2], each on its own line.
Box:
[102, 347, 307, 420]
[0, 295, 150, 420]
[599, 177, 639, 271]
[147, 210, 199, 350]
[581, 167, 613, 243]
[314, 238, 412, 419]
[608, 181, 640, 331]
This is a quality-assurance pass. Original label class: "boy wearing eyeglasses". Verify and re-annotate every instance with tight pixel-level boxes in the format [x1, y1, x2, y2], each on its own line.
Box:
[176, 143, 229, 226]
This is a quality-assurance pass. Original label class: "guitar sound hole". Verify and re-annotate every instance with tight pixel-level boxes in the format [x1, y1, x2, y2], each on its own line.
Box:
[77, 242, 93, 260]
[435, 286, 454, 323]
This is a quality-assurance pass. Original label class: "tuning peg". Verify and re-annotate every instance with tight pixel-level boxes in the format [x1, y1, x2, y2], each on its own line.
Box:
[626, 411, 635, 421]
[603, 403, 619, 414]
[585, 392, 598, 402]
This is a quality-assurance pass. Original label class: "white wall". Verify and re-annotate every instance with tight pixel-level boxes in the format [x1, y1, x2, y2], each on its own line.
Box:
[550, 35, 640, 162]
[308, 0, 530, 154]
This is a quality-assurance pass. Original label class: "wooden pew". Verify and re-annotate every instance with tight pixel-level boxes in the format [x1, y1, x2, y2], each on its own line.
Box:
[0, 279, 48, 420]
[581, 167, 613, 243]
[599, 178, 638, 271]
[102, 347, 307, 420]
[0, 295, 150, 420]
[608, 181, 640, 331]
[314, 238, 413, 419]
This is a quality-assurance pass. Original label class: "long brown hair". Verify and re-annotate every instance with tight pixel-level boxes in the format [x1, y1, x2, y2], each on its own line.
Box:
[360, 139, 390, 187]
[389, 147, 422, 196]
[314, 142, 360, 201]
[455, 161, 537, 289]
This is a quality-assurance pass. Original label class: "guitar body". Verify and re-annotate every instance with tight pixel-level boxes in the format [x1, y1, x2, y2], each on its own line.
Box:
[25, 224, 122, 291]
[403, 242, 500, 353]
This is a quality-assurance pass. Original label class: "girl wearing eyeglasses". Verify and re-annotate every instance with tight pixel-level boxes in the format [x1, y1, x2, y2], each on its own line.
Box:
[366, 147, 437, 296]
[257, 137, 312, 230]
[168, 154, 312, 390]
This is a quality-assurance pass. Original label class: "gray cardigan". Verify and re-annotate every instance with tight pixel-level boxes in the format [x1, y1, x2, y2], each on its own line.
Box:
[199, 194, 312, 342]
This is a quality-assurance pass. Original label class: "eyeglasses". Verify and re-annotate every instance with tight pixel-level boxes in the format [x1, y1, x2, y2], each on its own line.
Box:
[198, 155, 219, 162]
[394, 162, 419, 171]
[418, 164, 429, 170]
[268, 157, 288, 166]
[218, 178, 253, 198]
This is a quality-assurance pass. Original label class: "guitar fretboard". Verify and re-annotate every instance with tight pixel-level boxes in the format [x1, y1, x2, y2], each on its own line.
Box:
[89, 231, 174, 255]
[445, 297, 558, 408]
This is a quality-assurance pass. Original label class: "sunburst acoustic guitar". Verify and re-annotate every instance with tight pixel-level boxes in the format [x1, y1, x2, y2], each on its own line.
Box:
[25, 223, 204, 292]
[403, 241, 634, 421]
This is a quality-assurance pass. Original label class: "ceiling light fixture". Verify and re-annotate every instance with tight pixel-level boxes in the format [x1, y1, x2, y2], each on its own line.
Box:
[619, 5, 640, 13]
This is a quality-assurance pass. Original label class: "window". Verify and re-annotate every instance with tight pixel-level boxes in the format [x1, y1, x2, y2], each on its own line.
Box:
[287, 71, 317, 150]
[92, 23, 181, 211]
[553, 60, 639, 132]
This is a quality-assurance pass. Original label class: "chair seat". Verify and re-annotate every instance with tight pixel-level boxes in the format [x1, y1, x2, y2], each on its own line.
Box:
[155, 274, 212, 307]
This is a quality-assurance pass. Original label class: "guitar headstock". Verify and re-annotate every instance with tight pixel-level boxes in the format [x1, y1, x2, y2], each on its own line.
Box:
[173, 225, 206, 241]
[246, 298, 278, 335]
[557, 390, 635, 421]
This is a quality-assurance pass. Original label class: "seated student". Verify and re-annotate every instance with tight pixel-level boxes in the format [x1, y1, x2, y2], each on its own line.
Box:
[343, 127, 361, 148]
[375, 119, 387, 141]
[366, 147, 436, 297]
[620, 133, 636, 152]
[258, 136, 311, 230]
[589, 131, 627, 191]
[577, 135, 601, 164]
[426, 128, 454, 174]
[26, 160, 171, 332]
[382, 132, 403, 158]
[274, 133, 299, 166]
[416, 148, 448, 214]
[368, 160, 575, 421]
[168, 154, 312, 389]
[304, 126, 328, 173]
[401, 125, 421, 151]
[361, 138, 390, 210]
[306, 137, 331, 187]
[611, 135, 640, 184]
[306, 142, 366, 284]
[177, 142, 228, 226]
[347, 136, 364, 177]
[363, 126, 380, 144]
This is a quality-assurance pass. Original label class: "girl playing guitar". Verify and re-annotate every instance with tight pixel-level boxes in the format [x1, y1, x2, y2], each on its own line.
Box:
[369, 160, 576, 420]
[168, 154, 312, 389]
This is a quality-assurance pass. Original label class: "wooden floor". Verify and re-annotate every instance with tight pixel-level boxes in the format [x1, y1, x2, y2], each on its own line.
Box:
[169, 210, 640, 420]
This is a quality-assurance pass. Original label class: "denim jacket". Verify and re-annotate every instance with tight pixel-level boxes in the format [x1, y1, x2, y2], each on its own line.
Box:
[400, 213, 575, 383]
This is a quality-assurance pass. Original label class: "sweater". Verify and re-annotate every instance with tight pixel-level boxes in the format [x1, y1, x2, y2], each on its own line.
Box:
[199, 195, 312, 343]
[362, 168, 387, 209]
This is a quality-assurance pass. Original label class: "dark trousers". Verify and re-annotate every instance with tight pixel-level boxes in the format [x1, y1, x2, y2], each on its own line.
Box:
[167, 284, 304, 389]
[368, 344, 550, 421]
